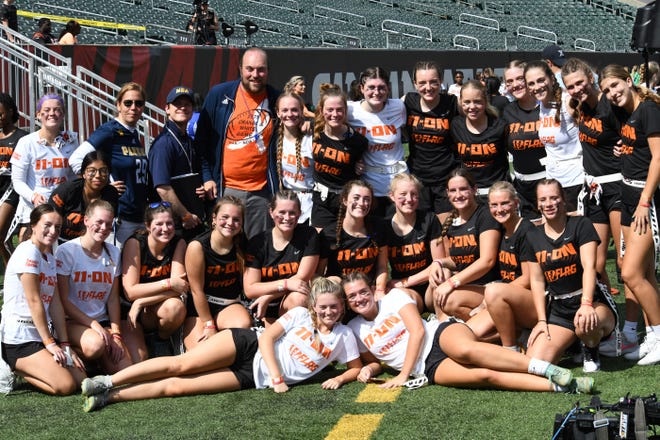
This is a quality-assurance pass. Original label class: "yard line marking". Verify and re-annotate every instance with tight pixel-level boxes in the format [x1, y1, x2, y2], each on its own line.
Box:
[355, 383, 402, 403]
[325, 414, 383, 440]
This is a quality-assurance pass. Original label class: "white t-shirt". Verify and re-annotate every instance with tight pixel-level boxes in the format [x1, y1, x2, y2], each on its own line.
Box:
[55, 238, 121, 322]
[347, 99, 407, 196]
[538, 96, 584, 187]
[252, 306, 360, 389]
[280, 134, 314, 223]
[1, 241, 57, 344]
[347, 289, 439, 375]
[10, 130, 78, 222]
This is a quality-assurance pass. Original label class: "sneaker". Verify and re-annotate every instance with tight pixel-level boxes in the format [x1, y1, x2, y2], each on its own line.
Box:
[600, 333, 640, 357]
[83, 390, 109, 412]
[624, 332, 657, 361]
[0, 359, 15, 395]
[545, 364, 573, 387]
[81, 375, 112, 397]
[570, 377, 595, 394]
[637, 338, 660, 366]
[582, 344, 601, 373]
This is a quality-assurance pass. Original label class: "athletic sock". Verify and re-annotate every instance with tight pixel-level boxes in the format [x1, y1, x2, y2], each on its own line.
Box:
[622, 321, 638, 340]
[527, 358, 551, 376]
[651, 325, 660, 336]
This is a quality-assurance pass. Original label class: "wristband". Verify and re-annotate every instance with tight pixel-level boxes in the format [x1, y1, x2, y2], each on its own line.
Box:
[402, 277, 409, 288]
[112, 333, 123, 340]
[581, 301, 593, 307]
[44, 336, 56, 346]
[447, 276, 461, 289]
[433, 259, 444, 269]
[204, 320, 217, 330]
[60, 341, 70, 347]
[271, 376, 284, 386]
[278, 281, 285, 293]
[639, 202, 651, 208]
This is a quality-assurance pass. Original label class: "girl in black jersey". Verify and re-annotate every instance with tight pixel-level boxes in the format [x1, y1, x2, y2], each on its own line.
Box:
[49, 151, 119, 243]
[526, 179, 616, 373]
[121, 202, 188, 361]
[470, 182, 537, 348]
[183, 196, 251, 350]
[385, 173, 444, 312]
[428, 168, 501, 321]
[311, 84, 368, 229]
[318, 180, 388, 295]
[502, 60, 545, 221]
[0, 93, 27, 264]
[244, 191, 320, 326]
[403, 61, 459, 216]
[600, 65, 660, 366]
[450, 80, 509, 196]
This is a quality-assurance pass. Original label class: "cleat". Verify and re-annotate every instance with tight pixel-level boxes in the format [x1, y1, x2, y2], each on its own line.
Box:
[83, 390, 109, 412]
[81, 376, 112, 397]
[582, 344, 601, 373]
[571, 377, 595, 394]
[545, 365, 572, 387]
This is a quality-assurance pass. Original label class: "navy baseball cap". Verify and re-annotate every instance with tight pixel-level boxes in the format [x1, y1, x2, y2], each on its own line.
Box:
[541, 44, 566, 67]
[166, 86, 194, 104]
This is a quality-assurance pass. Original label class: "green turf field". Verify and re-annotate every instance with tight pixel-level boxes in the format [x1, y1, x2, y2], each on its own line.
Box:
[0, 252, 658, 439]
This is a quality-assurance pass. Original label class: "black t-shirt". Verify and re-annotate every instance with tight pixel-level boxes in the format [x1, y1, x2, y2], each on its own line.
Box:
[193, 230, 242, 301]
[385, 210, 442, 280]
[246, 225, 320, 282]
[404, 92, 459, 185]
[312, 131, 368, 190]
[617, 100, 660, 182]
[320, 218, 387, 279]
[523, 216, 600, 296]
[446, 204, 501, 284]
[0, 127, 28, 191]
[49, 177, 120, 242]
[450, 115, 509, 188]
[578, 94, 623, 176]
[498, 218, 534, 282]
[501, 101, 545, 175]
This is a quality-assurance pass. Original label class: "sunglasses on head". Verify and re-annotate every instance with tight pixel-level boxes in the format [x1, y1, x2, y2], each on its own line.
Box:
[122, 100, 145, 108]
[148, 201, 172, 209]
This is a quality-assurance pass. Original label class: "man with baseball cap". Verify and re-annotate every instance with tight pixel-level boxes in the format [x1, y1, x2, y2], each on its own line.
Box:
[148, 86, 210, 239]
[542, 44, 567, 88]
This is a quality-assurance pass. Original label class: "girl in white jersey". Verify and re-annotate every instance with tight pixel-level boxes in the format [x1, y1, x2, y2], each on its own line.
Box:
[1, 204, 85, 395]
[524, 61, 583, 212]
[275, 92, 314, 223]
[80, 277, 362, 412]
[56, 200, 132, 373]
[343, 272, 593, 393]
[348, 66, 407, 218]
[10, 94, 77, 243]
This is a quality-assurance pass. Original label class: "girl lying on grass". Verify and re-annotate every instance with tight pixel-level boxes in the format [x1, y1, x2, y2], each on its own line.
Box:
[81, 277, 362, 411]
[343, 272, 593, 393]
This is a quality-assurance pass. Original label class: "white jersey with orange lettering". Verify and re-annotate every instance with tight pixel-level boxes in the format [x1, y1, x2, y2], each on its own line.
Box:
[280, 134, 314, 223]
[347, 289, 439, 374]
[348, 99, 407, 196]
[1, 241, 58, 344]
[55, 238, 121, 322]
[252, 306, 359, 389]
[10, 130, 78, 223]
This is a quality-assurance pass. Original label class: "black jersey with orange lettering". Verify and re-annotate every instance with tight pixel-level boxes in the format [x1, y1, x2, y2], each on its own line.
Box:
[404, 92, 459, 185]
[523, 216, 599, 296]
[578, 94, 622, 176]
[320, 218, 386, 279]
[617, 100, 660, 182]
[498, 218, 534, 282]
[194, 230, 242, 301]
[48, 177, 120, 242]
[0, 128, 28, 194]
[450, 115, 509, 188]
[447, 204, 501, 284]
[312, 131, 368, 190]
[386, 210, 442, 280]
[246, 225, 320, 282]
[501, 101, 545, 175]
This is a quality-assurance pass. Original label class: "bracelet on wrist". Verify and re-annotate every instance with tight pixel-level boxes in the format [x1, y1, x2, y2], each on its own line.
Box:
[60, 341, 70, 346]
[402, 277, 409, 288]
[538, 319, 547, 323]
[44, 336, 55, 346]
[447, 276, 461, 289]
[112, 333, 123, 340]
[271, 376, 284, 386]
[433, 259, 444, 269]
[639, 202, 651, 208]
[581, 301, 593, 307]
[277, 281, 285, 293]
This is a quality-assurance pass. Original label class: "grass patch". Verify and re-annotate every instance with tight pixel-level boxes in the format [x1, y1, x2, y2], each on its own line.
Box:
[0, 247, 658, 439]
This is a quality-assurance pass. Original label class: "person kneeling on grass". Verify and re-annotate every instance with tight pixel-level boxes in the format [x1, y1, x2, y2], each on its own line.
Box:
[342, 272, 593, 393]
[81, 277, 362, 411]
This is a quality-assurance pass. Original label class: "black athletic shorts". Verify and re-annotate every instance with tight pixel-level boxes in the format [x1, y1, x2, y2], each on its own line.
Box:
[229, 328, 259, 390]
[424, 319, 457, 384]
[418, 183, 453, 215]
[620, 187, 660, 228]
[564, 184, 582, 213]
[547, 286, 616, 335]
[311, 190, 341, 230]
[582, 181, 621, 224]
[185, 294, 237, 318]
[514, 178, 542, 221]
[1, 340, 44, 370]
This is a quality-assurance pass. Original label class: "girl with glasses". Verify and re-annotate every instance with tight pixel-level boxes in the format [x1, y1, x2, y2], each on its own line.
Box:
[69, 82, 149, 247]
[48, 151, 119, 243]
[120, 202, 188, 361]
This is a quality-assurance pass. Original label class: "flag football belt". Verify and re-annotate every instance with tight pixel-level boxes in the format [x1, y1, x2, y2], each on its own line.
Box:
[514, 170, 546, 182]
[550, 289, 582, 300]
[206, 296, 240, 306]
[363, 160, 407, 174]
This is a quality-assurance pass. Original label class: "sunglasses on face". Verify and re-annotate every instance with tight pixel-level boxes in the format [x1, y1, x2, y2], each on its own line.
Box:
[122, 100, 145, 108]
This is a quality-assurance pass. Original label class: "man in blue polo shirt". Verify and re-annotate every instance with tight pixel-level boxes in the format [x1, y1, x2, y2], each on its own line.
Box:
[149, 86, 209, 240]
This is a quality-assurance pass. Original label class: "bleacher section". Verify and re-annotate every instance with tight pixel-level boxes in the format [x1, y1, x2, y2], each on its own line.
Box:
[16, 0, 637, 51]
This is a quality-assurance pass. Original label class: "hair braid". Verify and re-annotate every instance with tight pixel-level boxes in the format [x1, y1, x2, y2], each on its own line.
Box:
[553, 84, 563, 124]
[276, 121, 284, 190]
[294, 133, 303, 180]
